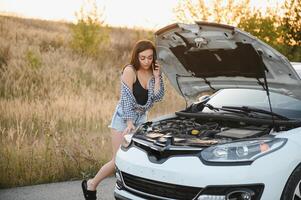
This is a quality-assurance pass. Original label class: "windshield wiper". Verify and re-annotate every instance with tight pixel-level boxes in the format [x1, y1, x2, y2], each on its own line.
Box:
[204, 104, 252, 116]
[222, 106, 289, 120]
[204, 103, 219, 112]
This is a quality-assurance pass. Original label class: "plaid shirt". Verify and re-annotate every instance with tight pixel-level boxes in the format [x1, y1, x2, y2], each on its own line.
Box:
[120, 75, 164, 121]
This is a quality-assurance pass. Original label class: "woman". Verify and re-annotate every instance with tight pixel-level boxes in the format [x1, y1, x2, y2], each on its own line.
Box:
[81, 39, 164, 200]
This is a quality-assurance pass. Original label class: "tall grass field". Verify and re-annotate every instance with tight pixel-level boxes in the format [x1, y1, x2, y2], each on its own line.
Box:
[0, 15, 185, 188]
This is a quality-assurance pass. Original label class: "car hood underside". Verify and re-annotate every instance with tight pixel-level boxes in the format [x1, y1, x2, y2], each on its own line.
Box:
[155, 22, 301, 102]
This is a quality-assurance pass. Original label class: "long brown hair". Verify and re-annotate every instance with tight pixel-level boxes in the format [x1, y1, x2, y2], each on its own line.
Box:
[126, 40, 156, 71]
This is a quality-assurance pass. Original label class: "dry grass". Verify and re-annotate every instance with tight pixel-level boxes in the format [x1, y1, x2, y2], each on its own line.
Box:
[0, 15, 184, 188]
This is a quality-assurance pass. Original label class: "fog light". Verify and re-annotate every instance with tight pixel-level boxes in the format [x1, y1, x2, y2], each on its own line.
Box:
[198, 195, 225, 200]
[226, 189, 254, 200]
[115, 171, 121, 182]
[241, 193, 252, 200]
[115, 170, 123, 189]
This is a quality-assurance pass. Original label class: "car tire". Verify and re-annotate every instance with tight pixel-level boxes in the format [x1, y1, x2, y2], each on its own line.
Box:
[281, 164, 301, 200]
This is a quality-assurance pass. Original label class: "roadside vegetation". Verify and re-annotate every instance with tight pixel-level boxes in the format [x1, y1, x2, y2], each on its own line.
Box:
[0, 0, 300, 188]
[0, 15, 184, 188]
[175, 0, 301, 61]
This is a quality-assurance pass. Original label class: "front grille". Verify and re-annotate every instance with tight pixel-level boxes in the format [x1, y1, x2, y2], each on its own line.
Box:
[121, 172, 202, 200]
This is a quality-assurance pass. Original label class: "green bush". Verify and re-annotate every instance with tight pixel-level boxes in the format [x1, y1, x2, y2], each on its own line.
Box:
[25, 50, 42, 70]
[70, 3, 109, 58]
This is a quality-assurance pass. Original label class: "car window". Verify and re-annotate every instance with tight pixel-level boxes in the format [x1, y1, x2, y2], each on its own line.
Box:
[204, 89, 301, 119]
[292, 62, 301, 78]
[294, 68, 301, 78]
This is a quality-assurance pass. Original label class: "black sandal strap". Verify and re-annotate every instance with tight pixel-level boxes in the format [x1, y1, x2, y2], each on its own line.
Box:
[82, 180, 97, 200]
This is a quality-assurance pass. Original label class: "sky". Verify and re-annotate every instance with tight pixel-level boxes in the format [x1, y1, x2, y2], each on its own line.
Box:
[0, 0, 284, 30]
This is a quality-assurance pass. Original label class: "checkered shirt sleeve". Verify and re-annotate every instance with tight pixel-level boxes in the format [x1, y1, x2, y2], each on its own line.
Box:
[152, 75, 164, 102]
[120, 81, 136, 121]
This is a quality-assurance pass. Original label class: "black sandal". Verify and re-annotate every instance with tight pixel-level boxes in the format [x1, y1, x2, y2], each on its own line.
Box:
[81, 180, 97, 200]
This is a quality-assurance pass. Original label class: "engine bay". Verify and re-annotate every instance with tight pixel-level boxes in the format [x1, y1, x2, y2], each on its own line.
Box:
[134, 116, 272, 148]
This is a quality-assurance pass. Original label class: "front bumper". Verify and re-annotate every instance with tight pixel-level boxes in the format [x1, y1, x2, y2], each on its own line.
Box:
[115, 140, 300, 200]
[114, 189, 137, 200]
[114, 189, 146, 200]
[114, 169, 264, 200]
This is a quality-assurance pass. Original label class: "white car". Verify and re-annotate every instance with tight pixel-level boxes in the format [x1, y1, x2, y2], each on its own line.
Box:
[114, 22, 301, 200]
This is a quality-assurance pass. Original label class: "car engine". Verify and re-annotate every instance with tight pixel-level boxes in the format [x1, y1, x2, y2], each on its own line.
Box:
[134, 117, 271, 147]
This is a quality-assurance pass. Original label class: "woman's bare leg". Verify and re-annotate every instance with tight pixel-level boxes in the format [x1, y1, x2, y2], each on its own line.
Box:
[87, 129, 124, 191]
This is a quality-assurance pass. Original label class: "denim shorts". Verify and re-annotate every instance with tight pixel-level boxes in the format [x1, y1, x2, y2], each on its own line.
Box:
[108, 104, 147, 133]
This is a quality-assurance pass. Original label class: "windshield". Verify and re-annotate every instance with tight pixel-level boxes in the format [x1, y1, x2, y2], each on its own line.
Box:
[204, 89, 301, 119]
[292, 63, 301, 77]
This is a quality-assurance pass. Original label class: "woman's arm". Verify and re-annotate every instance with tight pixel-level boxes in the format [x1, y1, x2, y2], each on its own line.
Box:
[122, 66, 135, 91]
[120, 66, 136, 134]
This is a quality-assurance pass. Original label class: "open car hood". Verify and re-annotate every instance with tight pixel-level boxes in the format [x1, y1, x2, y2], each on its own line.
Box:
[155, 22, 301, 103]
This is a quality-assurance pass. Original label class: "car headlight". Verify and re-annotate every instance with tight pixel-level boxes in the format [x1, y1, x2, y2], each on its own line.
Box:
[121, 133, 134, 149]
[200, 138, 287, 164]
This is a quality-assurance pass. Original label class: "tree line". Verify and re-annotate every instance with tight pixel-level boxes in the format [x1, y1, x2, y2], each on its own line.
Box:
[174, 0, 300, 61]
